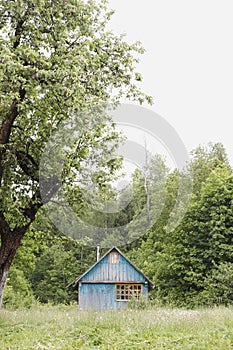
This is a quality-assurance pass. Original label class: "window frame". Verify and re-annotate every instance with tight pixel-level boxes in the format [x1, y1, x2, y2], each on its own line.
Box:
[115, 283, 143, 302]
[109, 252, 120, 264]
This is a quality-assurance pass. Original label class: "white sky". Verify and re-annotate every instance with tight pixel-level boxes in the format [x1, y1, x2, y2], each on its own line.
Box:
[108, 0, 233, 167]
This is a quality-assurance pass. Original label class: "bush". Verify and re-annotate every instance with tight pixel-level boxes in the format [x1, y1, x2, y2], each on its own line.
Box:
[3, 267, 37, 309]
[128, 295, 150, 310]
[201, 262, 233, 306]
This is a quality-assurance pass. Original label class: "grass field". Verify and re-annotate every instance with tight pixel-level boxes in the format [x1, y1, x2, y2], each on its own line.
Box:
[0, 305, 233, 349]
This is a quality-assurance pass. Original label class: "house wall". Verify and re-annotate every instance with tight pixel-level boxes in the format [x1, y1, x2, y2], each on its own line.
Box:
[79, 283, 148, 311]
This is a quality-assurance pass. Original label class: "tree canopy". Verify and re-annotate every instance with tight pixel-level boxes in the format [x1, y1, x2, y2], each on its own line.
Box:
[0, 0, 150, 306]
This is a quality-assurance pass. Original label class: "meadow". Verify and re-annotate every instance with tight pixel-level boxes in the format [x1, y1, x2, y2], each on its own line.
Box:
[0, 305, 233, 349]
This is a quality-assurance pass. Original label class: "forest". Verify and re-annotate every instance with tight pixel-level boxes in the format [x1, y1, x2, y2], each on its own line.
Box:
[3, 142, 233, 309]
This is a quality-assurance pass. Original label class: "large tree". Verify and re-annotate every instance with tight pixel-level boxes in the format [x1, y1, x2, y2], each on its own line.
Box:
[128, 144, 232, 306]
[158, 164, 233, 306]
[0, 0, 150, 306]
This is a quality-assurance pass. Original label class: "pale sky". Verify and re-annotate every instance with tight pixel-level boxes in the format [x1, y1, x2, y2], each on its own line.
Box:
[108, 0, 233, 167]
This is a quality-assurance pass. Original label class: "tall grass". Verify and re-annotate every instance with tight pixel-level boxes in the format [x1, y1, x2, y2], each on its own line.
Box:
[0, 305, 233, 349]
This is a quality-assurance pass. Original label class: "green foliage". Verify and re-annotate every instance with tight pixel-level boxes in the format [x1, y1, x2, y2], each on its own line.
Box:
[190, 142, 229, 196]
[128, 294, 149, 310]
[201, 262, 233, 306]
[30, 244, 80, 304]
[128, 144, 233, 307]
[0, 0, 150, 228]
[153, 165, 233, 306]
[3, 266, 37, 309]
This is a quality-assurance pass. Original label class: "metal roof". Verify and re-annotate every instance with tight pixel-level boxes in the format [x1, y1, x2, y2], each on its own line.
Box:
[68, 246, 154, 290]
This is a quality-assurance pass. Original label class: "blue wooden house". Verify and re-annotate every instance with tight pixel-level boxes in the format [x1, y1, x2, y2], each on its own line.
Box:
[70, 246, 154, 311]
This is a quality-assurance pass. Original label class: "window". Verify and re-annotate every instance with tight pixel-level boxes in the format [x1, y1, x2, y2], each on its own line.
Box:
[109, 252, 120, 264]
[115, 284, 142, 301]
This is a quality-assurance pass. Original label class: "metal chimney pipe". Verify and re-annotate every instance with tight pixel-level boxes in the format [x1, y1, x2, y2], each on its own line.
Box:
[96, 244, 100, 262]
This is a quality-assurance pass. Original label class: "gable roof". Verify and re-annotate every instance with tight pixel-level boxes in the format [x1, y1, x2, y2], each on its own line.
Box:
[68, 246, 154, 290]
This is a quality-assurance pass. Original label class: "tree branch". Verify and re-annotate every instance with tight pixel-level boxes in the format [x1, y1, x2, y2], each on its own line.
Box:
[0, 87, 26, 185]
[0, 212, 11, 242]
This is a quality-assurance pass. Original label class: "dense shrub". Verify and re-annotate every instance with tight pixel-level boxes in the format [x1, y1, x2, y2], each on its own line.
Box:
[201, 262, 233, 306]
[3, 267, 37, 309]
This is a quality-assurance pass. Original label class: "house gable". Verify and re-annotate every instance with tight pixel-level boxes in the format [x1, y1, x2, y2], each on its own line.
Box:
[82, 248, 144, 283]
[70, 247, 154, 290]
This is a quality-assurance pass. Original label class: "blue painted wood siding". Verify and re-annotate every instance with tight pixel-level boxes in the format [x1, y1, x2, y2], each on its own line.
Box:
[81, 251, 146, 283]
[79, 283, 148, 311]
[79, 284, 122, 311]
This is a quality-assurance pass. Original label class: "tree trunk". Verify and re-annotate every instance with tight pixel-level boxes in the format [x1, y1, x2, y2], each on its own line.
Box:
[0, 264, 9, 308]
[0, 224, 30, 308]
